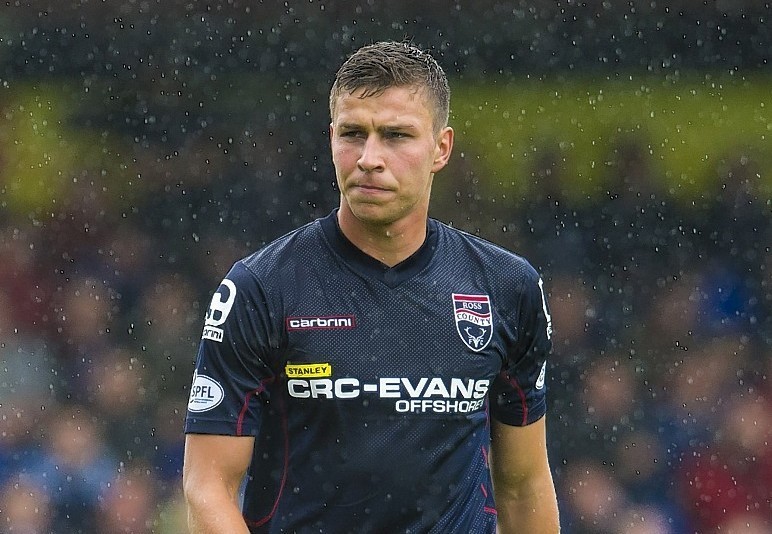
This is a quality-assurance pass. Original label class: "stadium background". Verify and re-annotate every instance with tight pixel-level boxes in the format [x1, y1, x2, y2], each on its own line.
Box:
[0, 2, 769, 532]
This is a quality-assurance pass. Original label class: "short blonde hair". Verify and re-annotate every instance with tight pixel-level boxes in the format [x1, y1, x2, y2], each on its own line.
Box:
[330, 41, 450, 132]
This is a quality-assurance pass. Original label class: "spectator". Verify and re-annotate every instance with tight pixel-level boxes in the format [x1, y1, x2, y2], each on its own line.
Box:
[29, 405, 117, 533]
[676, 392, 772, 532]
[84, 347, 152, 461]
[0, 477, 52, 533]
[97, 466, 158, 534]
[561, 458, 629, 534]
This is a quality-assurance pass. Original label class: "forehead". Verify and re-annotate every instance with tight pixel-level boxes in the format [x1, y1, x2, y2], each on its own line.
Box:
[333, 85, 434, 124]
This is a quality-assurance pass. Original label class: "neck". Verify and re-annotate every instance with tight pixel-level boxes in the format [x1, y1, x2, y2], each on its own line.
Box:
[337, 207, 428, 267]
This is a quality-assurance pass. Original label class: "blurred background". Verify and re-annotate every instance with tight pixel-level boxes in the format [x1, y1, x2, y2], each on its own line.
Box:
[0, 1, 769, 532]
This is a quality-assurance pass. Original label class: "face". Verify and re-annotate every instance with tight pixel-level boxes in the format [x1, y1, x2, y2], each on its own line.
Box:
[330, 85, 453, 230]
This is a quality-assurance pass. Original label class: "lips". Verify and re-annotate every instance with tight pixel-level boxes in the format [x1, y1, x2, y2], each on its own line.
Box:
[355, 184, 388, 191]
[349, 182, 394, 194]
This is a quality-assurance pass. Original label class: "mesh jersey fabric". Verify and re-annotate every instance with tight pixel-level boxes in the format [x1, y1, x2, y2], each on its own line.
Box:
[185, 209, 552, 534]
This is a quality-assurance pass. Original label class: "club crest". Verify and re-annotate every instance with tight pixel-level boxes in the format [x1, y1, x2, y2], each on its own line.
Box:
[452, 293, 493, 352]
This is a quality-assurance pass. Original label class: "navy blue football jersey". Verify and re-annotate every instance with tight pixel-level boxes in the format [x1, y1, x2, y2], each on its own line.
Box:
[185, 210, 553, 534]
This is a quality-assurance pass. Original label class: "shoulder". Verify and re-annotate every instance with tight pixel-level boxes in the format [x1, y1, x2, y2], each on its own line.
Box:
[433, 219, 541, 283]
[238, 218, 324, 277]
[210, 219, 324, 298]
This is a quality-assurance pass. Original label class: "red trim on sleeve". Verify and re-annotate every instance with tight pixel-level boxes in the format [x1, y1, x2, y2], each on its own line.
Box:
[245, 393, 289, 529]
[501, 370, 529, 426]
[236, 377, 276, 436]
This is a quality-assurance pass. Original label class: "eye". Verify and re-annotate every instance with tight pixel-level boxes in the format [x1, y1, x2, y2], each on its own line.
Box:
[340, 130, 365, 139]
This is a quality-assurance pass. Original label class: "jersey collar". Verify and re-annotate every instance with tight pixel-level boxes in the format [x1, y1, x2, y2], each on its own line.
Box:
[319, 209, 438, 288]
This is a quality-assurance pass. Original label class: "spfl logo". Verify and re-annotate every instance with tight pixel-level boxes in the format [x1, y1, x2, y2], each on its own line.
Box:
[187, 370, 225, 413]
[452, 293, 493, 352]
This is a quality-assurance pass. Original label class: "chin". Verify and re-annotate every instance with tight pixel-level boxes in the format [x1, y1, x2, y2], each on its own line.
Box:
[349, 205, 399, 226]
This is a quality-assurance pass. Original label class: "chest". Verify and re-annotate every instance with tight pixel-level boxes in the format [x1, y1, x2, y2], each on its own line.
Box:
[276, 275, 510, 414]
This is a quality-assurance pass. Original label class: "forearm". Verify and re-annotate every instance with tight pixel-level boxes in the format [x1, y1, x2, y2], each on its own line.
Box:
[495, 474, 559, 534]
[186, 490, 250, 534]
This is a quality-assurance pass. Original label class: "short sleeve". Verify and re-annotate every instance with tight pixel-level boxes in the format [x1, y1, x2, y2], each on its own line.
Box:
[184, 261, 280, 437]
[490, 267, 553, 426]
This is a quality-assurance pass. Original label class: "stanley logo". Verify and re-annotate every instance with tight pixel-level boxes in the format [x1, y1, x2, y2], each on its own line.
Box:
[285, 362, 332, 378]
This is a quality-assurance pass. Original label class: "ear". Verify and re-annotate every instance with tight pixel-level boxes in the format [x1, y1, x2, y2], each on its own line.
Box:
[431, 126, 454, 173]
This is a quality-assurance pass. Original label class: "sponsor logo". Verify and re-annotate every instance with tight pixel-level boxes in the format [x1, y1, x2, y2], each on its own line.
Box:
[285, 362, 332, 378]
[452, 294, 493, 352]
[188, 371, 225, 412]
[286, 376, 490, 414]
[286, 316, 356, 331]
[202, 326, 223, 342]
[536, 361, 546, 390]
[202, 279, 237, 342]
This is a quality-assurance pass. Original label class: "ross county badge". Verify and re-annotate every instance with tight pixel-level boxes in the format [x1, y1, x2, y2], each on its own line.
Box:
[452, 293, 493, 352]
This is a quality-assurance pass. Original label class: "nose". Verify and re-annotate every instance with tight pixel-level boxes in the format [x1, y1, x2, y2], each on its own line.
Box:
[357, 136, 384, 172]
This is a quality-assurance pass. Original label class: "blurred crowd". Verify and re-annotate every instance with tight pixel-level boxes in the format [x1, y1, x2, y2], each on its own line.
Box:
[1, 107, 769, 533]
[516, 151, 770, 533]
[1, 2, 771, 532]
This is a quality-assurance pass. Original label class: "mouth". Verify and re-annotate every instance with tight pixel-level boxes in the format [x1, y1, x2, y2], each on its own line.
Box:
[349, 182, 394, 194]
[355, 184, 388, 191]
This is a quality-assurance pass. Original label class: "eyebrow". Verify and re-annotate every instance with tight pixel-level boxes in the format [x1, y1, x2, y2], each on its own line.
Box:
[337, 122, 418, 132]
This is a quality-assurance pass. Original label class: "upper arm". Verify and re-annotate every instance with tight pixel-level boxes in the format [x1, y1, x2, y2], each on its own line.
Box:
[489, 417, 551, 492]
[490, 417, 560, 533]
[186, 264, 278, 438]
[183, 434, 255, 500]
[490, 268, 552, 427]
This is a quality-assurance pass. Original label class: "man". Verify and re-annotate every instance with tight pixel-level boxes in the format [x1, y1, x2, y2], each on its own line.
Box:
[183, 41, 560, 533]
